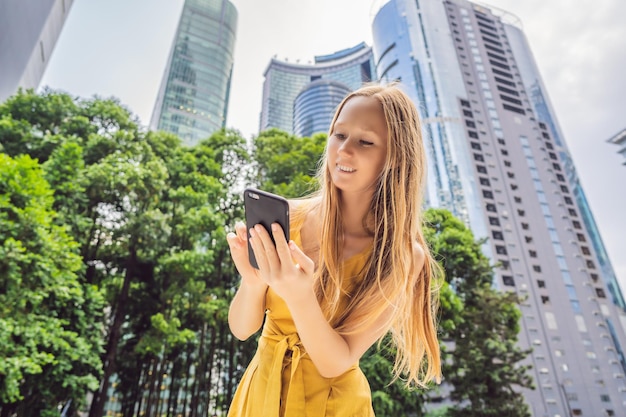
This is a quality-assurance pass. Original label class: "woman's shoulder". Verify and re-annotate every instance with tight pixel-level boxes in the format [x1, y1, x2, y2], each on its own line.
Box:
[288, 197, 321, 256]
[287, 196, 319, 213]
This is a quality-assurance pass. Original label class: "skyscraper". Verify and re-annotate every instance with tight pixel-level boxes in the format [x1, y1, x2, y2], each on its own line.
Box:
[259, 42, 375, 135]
[0, 0, 74, 102]
[372, 0, 626, 415]
[293, 79, 351, 138]
[150, 0, 237, 146]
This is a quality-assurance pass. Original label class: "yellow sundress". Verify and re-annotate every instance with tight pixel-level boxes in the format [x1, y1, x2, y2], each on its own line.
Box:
[227, 215, 376, 417]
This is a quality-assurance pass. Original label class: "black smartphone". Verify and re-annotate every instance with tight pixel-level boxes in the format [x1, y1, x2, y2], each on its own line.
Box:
[243, 187, 290, 269]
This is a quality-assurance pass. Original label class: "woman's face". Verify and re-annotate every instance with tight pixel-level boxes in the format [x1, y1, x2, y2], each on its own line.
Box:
[327, 96, 388, 197]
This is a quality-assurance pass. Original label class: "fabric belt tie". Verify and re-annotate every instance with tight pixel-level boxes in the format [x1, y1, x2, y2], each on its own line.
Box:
[261, 330, 306, 416]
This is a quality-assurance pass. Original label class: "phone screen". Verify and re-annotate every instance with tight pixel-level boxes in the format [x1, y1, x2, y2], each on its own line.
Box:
[243, 188, 290, 269]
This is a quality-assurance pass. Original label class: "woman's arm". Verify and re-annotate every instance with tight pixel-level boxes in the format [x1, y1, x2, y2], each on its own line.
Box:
[288, 283, 393, 377]
[249, 223, 426, 377]
[226, 221, 268, 340]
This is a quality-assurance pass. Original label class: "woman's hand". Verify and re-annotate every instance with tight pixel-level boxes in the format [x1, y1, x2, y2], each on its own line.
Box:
[248, 223, 316, 306]
[227, 221, 269, 340]
[226, 221, 267, 291]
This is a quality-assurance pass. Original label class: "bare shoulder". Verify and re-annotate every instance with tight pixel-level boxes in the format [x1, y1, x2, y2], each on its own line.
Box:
[412, 241, 426, 271]
[294, 198, 321, 257]
[287, 197, 313, 213]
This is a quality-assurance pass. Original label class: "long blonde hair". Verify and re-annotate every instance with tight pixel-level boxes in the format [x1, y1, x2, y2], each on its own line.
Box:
[309, 83, 442, 387]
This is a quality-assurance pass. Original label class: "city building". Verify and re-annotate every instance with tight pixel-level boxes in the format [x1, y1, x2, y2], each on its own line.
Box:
[150, 0, 237, 146]
[0, 0, 74, 102]
[372, 0, 626, 415]
[608, 128, 626, 166]
[293, 79, 351, 138]
[259, 42, 375, 135]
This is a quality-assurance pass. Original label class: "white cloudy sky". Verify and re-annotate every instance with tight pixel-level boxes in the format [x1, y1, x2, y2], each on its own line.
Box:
[41, 0, 626, 290]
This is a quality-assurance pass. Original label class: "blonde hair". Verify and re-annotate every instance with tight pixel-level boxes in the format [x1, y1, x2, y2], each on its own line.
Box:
[308, 83, 442, 387]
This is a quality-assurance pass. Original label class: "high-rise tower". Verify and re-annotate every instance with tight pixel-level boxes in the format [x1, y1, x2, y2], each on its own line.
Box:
[372, 0, 626, 415]
[150, 0, 237, 146]
[293, 79, 351, 138]
[0, 0, 74, 102]
[259, 42, 375, 135]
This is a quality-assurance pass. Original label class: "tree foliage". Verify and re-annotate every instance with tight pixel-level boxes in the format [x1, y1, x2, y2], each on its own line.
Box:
[0, 89, 255, 417]
[0, 153, 104, 417]
[254, 128, 325, 197]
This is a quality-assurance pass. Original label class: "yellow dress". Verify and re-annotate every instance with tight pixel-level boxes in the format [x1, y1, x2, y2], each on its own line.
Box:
[227, 216, 375, 417]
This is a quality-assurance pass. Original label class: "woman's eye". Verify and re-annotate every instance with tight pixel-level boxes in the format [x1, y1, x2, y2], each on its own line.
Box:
[360, 140, 374, 146]
[335, 133, 346, 140]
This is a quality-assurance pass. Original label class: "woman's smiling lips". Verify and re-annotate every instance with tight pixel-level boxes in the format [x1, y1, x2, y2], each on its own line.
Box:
[337, 164, 355, 173]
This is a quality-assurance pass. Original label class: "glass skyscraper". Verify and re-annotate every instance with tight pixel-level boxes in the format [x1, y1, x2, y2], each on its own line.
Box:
[150, 0, 237, 146]
[372, 0, 626, 415]
[293, 79, 351, 137]
[259, 42, 375, 135]
[0, 0, 74, 102]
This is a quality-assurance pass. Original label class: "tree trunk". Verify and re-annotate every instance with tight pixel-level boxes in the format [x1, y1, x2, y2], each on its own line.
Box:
[0, 404, 17, 417]
[154, 358, 167, 417]
[224, 324, 237, 410]
[166, 357, 180, 417]
[206, 324, 219, 414]
[181, 347, 194, 417]
[143, 357, 160, 416]
[189, 323, 208, 417]
[89, 249, 137, 417]
[133, 365, 148, 417]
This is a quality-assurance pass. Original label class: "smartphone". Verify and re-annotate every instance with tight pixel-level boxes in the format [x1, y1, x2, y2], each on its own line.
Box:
[243, 187, 290, 269]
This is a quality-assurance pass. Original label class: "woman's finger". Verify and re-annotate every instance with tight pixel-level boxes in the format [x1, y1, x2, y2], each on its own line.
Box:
[227, 231, 256, 276]
[235, 221, 248, 241]
[271, 223, 292, 265]
[289, 240, 315, 275]
[253, 224, 281, 271]
[248, 227, 270, 273]
[226, 232, 242, 248]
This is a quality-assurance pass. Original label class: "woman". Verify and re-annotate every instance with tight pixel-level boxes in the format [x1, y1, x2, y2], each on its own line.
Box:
[226, 83, 441, 416]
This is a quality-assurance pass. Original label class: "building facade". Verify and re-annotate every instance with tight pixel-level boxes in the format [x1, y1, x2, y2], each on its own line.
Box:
[150, 0, 237, 146]
[372, 0, 626, 415]
[259, 42, 375, 135]
[0, 0, 74, 102]
[293, 79, 351, 138]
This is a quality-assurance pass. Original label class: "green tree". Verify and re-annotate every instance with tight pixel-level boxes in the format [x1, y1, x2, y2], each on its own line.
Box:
[0, 154, 104, 417]
[1, 89, 253, 416]
[254, 128, 326, 197]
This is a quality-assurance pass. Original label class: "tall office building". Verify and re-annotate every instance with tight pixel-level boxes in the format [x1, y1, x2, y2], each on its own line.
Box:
[0, 0, 74, 102]
[372, 0, 626, 415]
[150, 0, 237, 146]
[259, 42, 375, 135]
[293, 79, 351, 137]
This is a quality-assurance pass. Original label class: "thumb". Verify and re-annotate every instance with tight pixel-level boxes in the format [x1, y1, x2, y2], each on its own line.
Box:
[289, 240, 314, 275]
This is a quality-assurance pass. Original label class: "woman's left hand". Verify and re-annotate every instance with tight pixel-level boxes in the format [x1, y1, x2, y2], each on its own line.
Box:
[248, 223, 316, 306]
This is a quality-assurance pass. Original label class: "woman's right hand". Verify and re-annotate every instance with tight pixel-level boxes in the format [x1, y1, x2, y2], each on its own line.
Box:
[226, 221, 268, 290]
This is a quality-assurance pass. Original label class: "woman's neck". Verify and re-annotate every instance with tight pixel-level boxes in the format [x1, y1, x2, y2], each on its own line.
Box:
[338, 191, 373, 238]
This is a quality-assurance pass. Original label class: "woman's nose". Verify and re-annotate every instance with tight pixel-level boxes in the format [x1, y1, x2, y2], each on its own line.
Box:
[338, 138, 353, 155]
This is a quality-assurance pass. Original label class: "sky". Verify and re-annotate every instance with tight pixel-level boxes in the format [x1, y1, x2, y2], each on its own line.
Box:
[40, 0, 626, 291]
